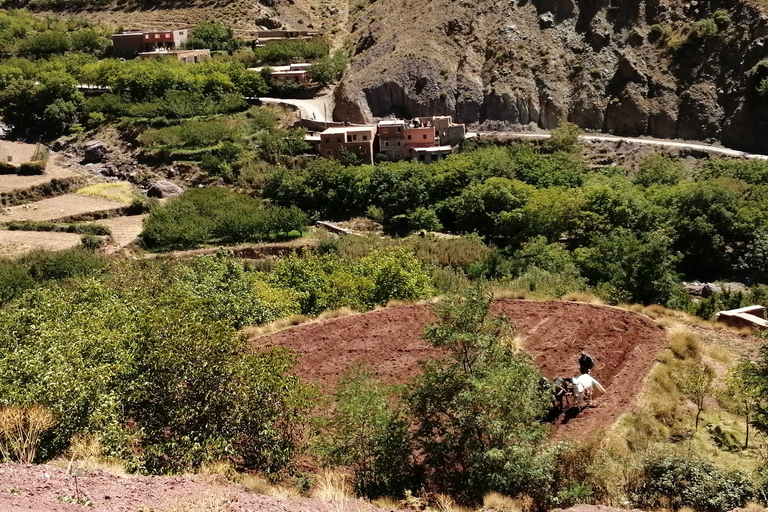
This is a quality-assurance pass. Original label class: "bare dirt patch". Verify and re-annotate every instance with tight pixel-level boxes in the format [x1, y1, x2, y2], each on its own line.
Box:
[255, 299, 668, 440]
[94, 215, 146, 248]
[2, 195, 125, 222]
[0, 162, 77, 195]
[0, 140, 37, 164]
[0, 463, 399, 512]
[0, 231, 82, 257]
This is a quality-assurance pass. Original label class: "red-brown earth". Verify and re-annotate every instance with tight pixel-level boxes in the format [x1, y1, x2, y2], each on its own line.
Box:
[255, 299, 669, 440]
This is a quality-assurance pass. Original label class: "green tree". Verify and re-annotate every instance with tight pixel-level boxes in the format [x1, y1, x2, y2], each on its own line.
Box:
[184, 21, 238, 52]
[319, 365, 414, 498]
[547, 119, 581, 153]
[407, 287, 551, 503]
[726, 360, 760, 448]
[676, 360, 715, 430]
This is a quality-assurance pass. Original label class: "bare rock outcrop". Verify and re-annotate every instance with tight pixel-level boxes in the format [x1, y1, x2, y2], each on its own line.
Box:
[336, 0, 768, 151]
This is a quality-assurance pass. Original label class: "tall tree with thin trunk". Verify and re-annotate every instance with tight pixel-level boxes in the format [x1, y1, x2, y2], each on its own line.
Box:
[726, 360, 760, 449]
[678, 360, 715, 430]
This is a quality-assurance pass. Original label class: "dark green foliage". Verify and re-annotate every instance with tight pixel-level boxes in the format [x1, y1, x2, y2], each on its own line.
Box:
[252, 38, 329, 65]
[408, 287, 551, 504]
[0, 71, 85, 137]
[318, 365, 415, 499]
[0, 260, 35, 305]
[20, 247, 105, 281]
[0, 261, 313, 473]
[140, 188, 308, 251]
[698, 159, 768, 185]
[633, 155, 686, 187]
[307, 50, 348, 85]
[3, 221, 110, 235]
[574, 229, 680, 305]
[630, 454, 753, 512]
[184, 21, 238, 52]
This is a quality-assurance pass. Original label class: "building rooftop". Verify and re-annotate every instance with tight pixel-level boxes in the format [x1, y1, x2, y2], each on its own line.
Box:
[413, 146, 453, 153]
[378, 119, 406, 126]
[321, 126, 376, 135]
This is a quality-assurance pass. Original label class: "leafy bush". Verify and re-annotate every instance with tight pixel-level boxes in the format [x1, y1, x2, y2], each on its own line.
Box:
[0, 274, 314, 473]
[252, 38, 329, 65]
[407, 287, 552, 504]
[317, 365, 414, 499]
[19, 247, 105, 282]
[633, 155, 686, 187]
[183, 21, 239, 52]
[630, 454, 753, 512]
[140, 188, 308, 251]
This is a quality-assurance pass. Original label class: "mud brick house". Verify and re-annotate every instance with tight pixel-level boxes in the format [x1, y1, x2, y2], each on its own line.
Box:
[420, 115, 466, 146]
[112, 29, 190, 57]
[377, 119, 408, 160]
[319, 126, 377, 164]
[138, 49, 211, 63]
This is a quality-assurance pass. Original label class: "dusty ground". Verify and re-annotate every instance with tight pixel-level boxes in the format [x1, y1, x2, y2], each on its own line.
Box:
[0, 140, 37, 164]
[93, 214, 146, 248]
[1, 195, 125, 222]
[0, 463, 401, 512]
[0, 230, 82, 257]
[255, 299, 668, 441]
[0, 163, 78, 195]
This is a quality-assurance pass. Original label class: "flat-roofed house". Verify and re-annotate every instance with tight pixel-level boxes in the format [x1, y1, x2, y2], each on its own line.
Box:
[138, 49, 211, 63]
[413, 146, 453, 164]
[377, 120, 407, 161]
[112, 29, 190, 57]
[404, 121, 437, 158]
[319, 126, 376, 165]
[420, 115, 466, 146]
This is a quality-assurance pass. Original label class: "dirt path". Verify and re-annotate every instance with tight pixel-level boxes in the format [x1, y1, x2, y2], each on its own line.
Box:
[482, 131, 768, 160]
[0, 463, 397, 512]
[254, 299, 668, 441]
[0, 231, 82, 257]
[259, 94, 336, 122]
[2, 195, 125, 222]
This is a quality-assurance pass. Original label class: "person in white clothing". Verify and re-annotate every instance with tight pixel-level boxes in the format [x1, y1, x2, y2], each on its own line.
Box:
[572, 372, 606, 410]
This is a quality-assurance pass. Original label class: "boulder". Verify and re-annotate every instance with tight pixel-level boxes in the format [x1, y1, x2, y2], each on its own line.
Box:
[147, 180, 183, 199]
[539, 12, 555, 29]
[82, 141, 108, 164]
[702, 283, 722, 298]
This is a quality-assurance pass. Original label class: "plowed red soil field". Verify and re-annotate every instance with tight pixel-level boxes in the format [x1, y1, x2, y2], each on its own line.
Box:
[255, 299, 668, 440]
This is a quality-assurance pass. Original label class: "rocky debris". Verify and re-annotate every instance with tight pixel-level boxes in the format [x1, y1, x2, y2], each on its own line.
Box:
[82, 141, 108, 164]
[539, 12, 555, 28]
[147, 180, 184, 199]
[683, 282, 749, 298]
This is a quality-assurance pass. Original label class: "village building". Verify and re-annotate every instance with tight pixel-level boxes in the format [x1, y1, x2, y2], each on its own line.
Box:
[138, 49, 211, 64]
[376, 120, 408, 161]
[419, 115, 466, 146]
[250, 63, 312, 85]
[318, 126, 377, 165]
[112, 29, 190, 57]
[413, 146, 453, 164]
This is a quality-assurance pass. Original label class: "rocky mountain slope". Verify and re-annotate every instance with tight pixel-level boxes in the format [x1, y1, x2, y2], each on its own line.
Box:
[333, 0, 768, 152]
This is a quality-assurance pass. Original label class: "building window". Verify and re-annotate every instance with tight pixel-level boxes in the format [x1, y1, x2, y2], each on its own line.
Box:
[325, 139, 330, 143]
[363, 135, 368, 141]
[326, 150, 331, 155]
[407, 135, 412, 140]
[385, 141, 389, 147]
[419, 154, 425, 161]
[155, 34, 160, 39]
[423, 135, 427, 139]
[352, 134, 358, 141]
[397, 128, 401, 132]
[337, 138, 342, 143]
[397, 141, 401, 146]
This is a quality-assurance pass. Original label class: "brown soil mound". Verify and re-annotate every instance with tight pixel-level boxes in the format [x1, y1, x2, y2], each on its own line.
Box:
[0, 463, 397, 512]
[255, 299, 668, 440]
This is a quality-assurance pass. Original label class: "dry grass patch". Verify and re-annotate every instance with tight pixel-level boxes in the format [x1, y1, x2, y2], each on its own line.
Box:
[561, 291, 604, 304]
[238, 474, 300, 498]
[77, 182, 135, 204]
[312, 469, 353, 511]
[317, 306, 358, 320]
[63, 433, 128, 477]
[482, 492, 529, 512]
[667, 328, 702, 360]
[242, 314, 311, 339]
[154, 492, 236, 512]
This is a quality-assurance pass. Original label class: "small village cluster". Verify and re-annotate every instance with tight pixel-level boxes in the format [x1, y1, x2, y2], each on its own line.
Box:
[306, 116, 467, 164]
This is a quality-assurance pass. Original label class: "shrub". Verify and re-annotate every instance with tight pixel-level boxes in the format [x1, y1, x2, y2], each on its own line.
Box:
[630, 454, 753, 512]
[408, 287, 552, 504]
[20, 248, 105, 282]
[633, 155, 686, 187]
[317, 365, 414, 499]
[0, 260, 35, 305]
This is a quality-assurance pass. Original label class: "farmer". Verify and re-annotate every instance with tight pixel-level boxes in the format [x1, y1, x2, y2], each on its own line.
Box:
[578, 351, 595, 375]
[572, 372, 606, 410]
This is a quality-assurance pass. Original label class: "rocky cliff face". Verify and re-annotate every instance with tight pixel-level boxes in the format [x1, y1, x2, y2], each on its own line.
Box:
[333, 0, 768, 152]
